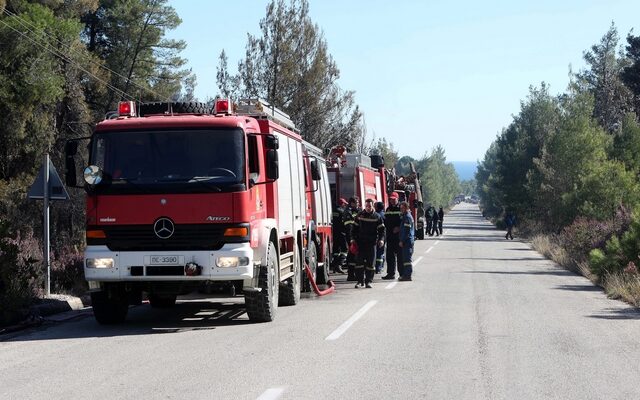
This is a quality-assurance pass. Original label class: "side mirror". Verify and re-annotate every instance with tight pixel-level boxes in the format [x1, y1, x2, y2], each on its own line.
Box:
[65, 141, 78, 187]
[265, 135, 279, 150]
[310, 159, 321, 181]
[370, 154, 385, 169]
[266, 149, 279, 180]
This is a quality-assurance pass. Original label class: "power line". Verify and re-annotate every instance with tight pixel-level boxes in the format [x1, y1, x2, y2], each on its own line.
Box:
[0, 16, 135, 102]
[1, 6, 170, 103]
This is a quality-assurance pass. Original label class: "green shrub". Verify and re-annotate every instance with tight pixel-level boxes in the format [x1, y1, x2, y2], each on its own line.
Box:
[588, 207, 640, 278]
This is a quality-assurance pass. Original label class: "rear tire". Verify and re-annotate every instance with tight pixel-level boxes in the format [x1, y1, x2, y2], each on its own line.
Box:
[91, 290, 128, 325]
[279, 245, 301, 305]
[315, 242, 330, 285]
[302, 243, 318, 292]
[245, 242, 279, 322]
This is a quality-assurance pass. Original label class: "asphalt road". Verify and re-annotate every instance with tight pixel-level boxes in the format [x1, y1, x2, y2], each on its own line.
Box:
[2, 203, 639, 400]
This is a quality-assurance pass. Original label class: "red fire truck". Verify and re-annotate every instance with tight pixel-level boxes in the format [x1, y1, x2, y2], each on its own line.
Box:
[326, 146, 388, 206]
[327, 147, 425, 239]
[65, 99, 332, 324]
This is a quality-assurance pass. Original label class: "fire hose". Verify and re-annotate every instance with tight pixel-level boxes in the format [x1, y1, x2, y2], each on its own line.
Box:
[304, 263, 336, 296]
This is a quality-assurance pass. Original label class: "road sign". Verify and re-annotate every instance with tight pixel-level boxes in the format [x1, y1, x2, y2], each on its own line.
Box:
[27, 158, 70, 201]
[28, 154, 71, 295]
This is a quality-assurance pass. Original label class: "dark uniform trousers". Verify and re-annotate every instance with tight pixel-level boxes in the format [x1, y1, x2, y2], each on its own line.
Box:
[331, 232, 347, 270]
[386, 237, 403, 277]
[355, 242, 377, 284]
[402, 243, 413, 277]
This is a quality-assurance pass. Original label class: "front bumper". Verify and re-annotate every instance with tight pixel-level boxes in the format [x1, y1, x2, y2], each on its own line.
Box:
[84, 243, 254, 282]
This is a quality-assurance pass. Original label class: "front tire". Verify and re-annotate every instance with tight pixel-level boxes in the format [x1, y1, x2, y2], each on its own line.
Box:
[91, 289, 128, 325]
[246, 242, 279, 322]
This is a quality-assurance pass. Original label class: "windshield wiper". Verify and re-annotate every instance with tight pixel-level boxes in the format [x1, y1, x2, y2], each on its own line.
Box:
[156, 176, 223, 192]
[109, 177, 155, 193]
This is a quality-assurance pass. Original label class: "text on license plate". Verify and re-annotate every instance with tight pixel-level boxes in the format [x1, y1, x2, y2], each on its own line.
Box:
[149, 256, 179, 265]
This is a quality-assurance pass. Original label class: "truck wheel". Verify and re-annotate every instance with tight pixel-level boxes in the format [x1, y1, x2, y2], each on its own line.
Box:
[149, 294, 177, 308]
[91, 290, 128, 324]
[279, 245, 301, 305]
[245, 242, 279, 322]
[302, 243, 317, 292]
[315, 242, 330, 285]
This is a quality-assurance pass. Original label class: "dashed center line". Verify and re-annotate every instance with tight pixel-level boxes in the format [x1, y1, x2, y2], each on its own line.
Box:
[385, 282, 398, 290]
[256, 388, 285, 400]
[425, 247, 433, 254]
[413, 256, 424, 266]
[326, 300, 378, 341]
[434, 240, 440, 245]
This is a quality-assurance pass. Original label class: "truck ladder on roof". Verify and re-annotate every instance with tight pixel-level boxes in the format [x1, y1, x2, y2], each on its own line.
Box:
[235, 98, 298, 132]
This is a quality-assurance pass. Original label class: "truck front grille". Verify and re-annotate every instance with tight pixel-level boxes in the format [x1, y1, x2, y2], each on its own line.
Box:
[87, 223, 249, 251]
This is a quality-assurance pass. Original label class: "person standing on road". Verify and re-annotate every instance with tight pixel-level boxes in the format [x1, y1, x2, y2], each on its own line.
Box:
[382, 192, 403, 280]
[505, 211, 516, 240]
[351, 198, 386, 288]
[398, 201, 415, 281]
[426, 205, 434, 236]
[437, 206, 444, 236]
[374, 201, 386, 274]
[344, 197, 361, 281]
[427, 206, 438, 236]
[331, 198, 349, 274]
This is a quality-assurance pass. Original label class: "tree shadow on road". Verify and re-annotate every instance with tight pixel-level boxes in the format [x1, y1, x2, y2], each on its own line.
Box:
[449, 257, 548, 262]
[587, 308, 640, 320]
[460, 269, 575, 277]
[553, 284, 603, 292]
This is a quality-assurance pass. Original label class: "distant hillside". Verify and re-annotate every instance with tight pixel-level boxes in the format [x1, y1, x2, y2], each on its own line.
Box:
[452, 161, 478, 181]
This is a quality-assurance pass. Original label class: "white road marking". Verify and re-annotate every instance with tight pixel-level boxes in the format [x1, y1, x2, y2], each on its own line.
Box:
[425, 247, 433, 254]
[256, 388, 285, 400]
[385, 282, 398, 290]
[413, 256, 423, 266]
[434, 240, 440, 245]
[326, 300, 378, 341]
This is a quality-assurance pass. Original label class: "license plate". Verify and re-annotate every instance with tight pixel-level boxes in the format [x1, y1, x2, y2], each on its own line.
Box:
[149, 255, 179, 265]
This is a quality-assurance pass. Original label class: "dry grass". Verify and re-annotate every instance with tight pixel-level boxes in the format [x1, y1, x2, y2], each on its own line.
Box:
[603, 272, 640, 307]
[530, 234, 640, 307]
[530, 234, 578, 274]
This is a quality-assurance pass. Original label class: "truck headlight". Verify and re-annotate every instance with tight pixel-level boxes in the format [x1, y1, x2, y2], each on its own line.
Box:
[86, 258, 114, 269]
[216, 256, 250, 268]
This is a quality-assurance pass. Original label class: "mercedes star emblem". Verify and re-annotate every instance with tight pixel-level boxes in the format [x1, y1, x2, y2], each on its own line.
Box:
[153, 217, 175, 239]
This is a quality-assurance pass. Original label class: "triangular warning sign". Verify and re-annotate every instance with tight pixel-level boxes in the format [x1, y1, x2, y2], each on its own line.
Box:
[28, 158, 70, 201]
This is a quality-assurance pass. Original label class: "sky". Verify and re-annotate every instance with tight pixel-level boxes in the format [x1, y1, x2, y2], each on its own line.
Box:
[166, 0, 640, 162]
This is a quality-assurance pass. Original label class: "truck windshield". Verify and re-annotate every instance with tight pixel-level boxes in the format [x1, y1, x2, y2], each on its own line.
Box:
[90, 128, 245, 194]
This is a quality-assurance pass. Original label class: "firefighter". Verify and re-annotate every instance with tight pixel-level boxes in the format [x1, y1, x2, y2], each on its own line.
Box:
[428, 205, 438, 236]
[398, 201, 415, 281]
[351, 198, 386, 288]
[426, 205, 434, 236]
[382, 192, 403, 280]
[331, 198, 349, 274]
[374, 201, 386, 273]
[344, 196, 361, 281]
[437, 206, 444, 236]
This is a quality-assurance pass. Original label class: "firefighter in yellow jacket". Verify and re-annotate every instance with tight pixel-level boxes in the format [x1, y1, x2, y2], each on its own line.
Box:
[351, 198, 386, 288]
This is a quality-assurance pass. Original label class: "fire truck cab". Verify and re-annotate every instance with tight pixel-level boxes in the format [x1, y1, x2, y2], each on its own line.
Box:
[66, 99, 332, 324]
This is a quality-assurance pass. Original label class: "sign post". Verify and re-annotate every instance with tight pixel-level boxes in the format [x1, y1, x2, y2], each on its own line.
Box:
[28, 154, 70, 296]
